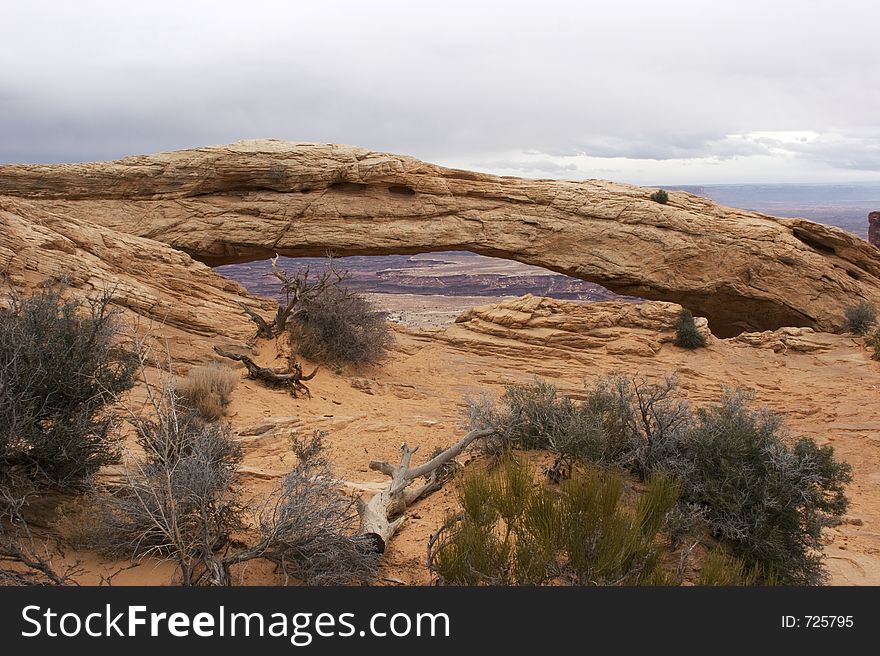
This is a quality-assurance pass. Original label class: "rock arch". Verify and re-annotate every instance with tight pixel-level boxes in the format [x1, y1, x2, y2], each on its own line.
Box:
[2, 139, 880, 337]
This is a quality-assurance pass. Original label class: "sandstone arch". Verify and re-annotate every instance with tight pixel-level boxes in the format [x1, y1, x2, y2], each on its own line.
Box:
[3, 139, 880, 337]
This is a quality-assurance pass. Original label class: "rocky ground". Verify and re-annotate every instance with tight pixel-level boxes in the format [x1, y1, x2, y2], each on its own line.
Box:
[60, 294, 880, 586]
[2, 141, 879, 586]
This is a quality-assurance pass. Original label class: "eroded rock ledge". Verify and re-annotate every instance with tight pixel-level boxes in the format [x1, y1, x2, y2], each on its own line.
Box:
[2, 140, 880, 336]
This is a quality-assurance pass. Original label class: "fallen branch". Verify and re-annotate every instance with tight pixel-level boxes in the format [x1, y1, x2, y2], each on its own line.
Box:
[356, 427, 495, 554]
[212, 346, 318, 398]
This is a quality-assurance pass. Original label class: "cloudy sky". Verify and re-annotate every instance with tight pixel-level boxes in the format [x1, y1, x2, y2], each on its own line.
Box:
[2, 0, 879, 183]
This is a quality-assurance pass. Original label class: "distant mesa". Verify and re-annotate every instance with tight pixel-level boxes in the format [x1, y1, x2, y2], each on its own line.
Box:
[2, 140, 880, 337]
[869, 211, 880, 249]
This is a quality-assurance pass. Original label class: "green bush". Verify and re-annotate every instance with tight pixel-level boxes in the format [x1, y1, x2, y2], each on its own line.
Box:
[0, 286, 137, 487]
[697, 549, 776, 586]
[868, 328, 880, 361]
[469, 376, 688, 476]
[468, 377, 851, 585]
[843, 301, 877, 335]
[673, 308, 706, 349]
[650, 189, 669, 204]
[429, 455, 679, 585]
[682, 391, 850, 584]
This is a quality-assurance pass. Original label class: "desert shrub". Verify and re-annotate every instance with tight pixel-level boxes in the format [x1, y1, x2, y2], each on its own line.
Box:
[0, 285, 137, 487]
[255, 431, 378, 585]
[673, 308, 706, 349]
[697, 549, 775, 586]
[650, 189, 669, 204]
[288, 282, 391, 366]
[97, 383, 244, 586]
[468, 377, 851, 584]
[681, 390, 851, 585]
[843, 301, 877, 335]
[429, 455, 679, 585]
[54, 495, 105, 550]
[468, 376, 688, 476]
[869, 328, 880, 361]
[176, 362, 238, 421]
[99, 383, 375, 585]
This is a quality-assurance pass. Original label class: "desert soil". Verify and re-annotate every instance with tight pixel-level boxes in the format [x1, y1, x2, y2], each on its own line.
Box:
[66, 293, 880, 586]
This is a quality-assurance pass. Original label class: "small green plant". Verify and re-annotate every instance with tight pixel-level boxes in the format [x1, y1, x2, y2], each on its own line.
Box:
[697, 549, 776, 586]
[868, 328, 880, 361]
[429, 455, 680, 586]
[650, 189, 669, 204]
[843, 301, 877, 335]
[673, 308, 706, 349]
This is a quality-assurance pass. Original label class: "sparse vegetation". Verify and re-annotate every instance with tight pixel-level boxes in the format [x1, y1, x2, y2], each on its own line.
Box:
[235, 256, 392, 367]
[868, 328, 880, 360]
[682, 391, 851, 585]
[253, 431, 378, 585]
[650, 189, 669, 204]
[0, 285, 137, 487]
[843, 301, 877, 335]
[467, 376, 688, 476]
[97, 367, 376, 585]
[289, 282, 391, 366]
[467, 376, 851, 584]
[673, 308, 706, 349]
[0, 283, 137, 584]
[97, 384, 244, 585]
[429, 455, 679, 585]
[176, 362, 239, 421]
[697, 549, 773, 586]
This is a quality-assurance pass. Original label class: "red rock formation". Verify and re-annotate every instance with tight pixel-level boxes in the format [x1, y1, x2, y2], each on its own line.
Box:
[869, 211, 880, 248]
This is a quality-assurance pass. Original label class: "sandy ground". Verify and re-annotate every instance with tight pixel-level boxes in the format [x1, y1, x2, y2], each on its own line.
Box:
[48, 295, 880, 586]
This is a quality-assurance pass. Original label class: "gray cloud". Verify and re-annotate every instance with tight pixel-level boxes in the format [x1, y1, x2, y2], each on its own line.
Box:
[1, 0, 879, 183]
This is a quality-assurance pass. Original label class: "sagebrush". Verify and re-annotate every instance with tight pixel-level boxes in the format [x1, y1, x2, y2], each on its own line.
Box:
[0, 285, 137, 487]
[467, 376, 851, 584]
[97, 373, 375, 585]
[288, 281, 392, 366]
[843, 301, 876, 335]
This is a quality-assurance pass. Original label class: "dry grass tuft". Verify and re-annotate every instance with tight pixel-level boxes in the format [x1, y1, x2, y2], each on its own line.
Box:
[176, 363, 239, 421]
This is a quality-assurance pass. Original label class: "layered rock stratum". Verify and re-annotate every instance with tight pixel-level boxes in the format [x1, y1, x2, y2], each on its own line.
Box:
[1, 142, 879, 585]
[3, 140, 880, 336]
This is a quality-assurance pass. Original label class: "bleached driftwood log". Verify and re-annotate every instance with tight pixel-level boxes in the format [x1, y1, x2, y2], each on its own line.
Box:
[356, 427, 495, 553]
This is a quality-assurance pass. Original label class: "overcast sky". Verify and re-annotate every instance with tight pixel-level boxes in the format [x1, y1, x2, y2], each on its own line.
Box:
[2, 0, 879, 184]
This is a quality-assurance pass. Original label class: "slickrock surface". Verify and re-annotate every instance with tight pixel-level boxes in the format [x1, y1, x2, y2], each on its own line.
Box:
[197, 297, 878, 587]
[446, 294, 710, 358]
[0, 196, 274, 361]
[2, 143, 878, 586]
[3, 139, 880, 336]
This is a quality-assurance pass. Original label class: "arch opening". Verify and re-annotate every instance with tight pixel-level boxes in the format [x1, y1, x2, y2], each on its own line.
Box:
[215, 251, 642, 329]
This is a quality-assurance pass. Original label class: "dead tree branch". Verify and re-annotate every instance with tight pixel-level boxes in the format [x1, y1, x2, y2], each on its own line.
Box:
[212, 346, 318, 398]
[238, 254, 346, 339]
[356, 427, 495, 554]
